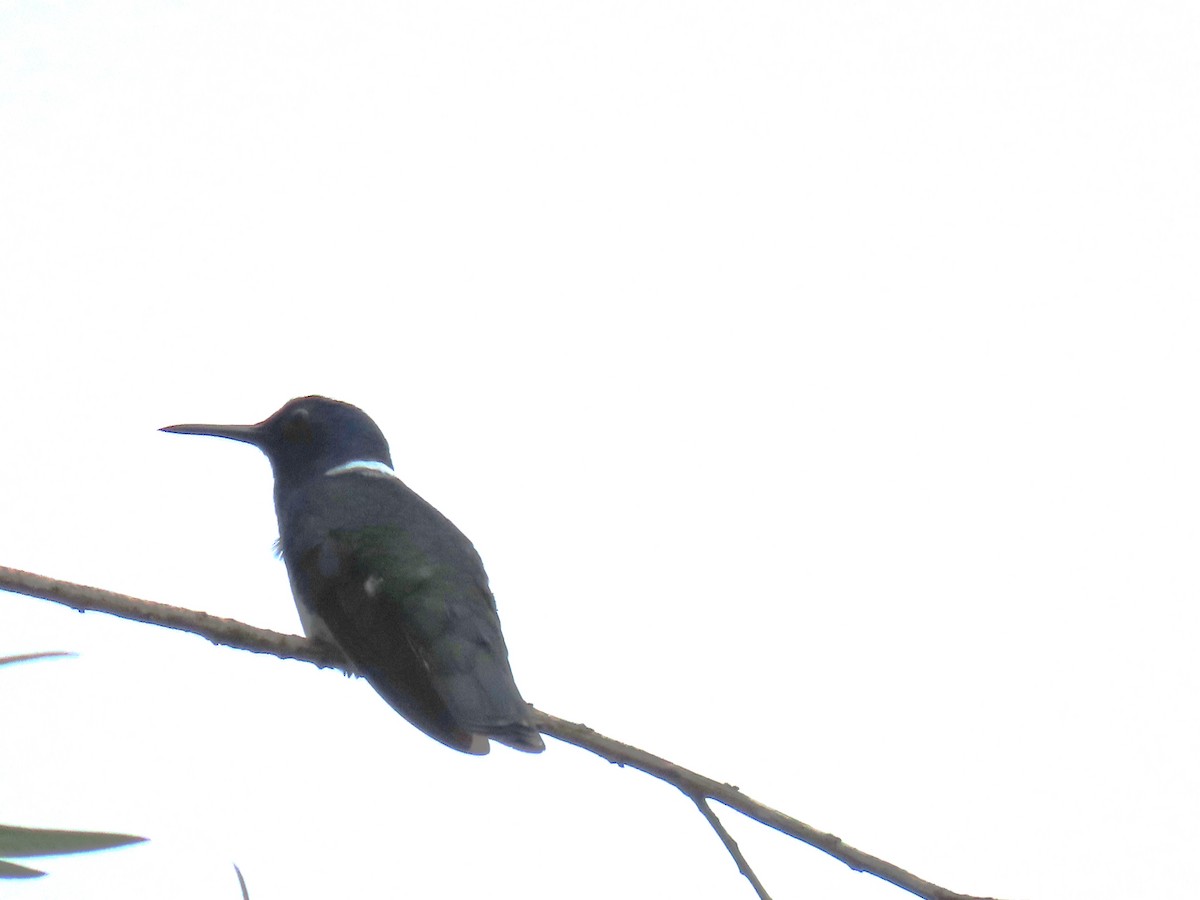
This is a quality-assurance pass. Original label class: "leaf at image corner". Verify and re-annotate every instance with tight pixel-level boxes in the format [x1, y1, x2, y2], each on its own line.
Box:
[0, 823, 146, 858]
[0, 652, 75, 668]
[0, 859, 46, 879]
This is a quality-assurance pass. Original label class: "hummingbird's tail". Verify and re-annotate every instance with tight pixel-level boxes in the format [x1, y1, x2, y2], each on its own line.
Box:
[486, 722, 546, 754]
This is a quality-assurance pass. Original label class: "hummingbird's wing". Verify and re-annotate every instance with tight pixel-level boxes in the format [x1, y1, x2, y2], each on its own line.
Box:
[285, 472, 544, 755]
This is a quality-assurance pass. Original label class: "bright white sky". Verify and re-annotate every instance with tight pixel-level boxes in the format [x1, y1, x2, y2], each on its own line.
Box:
[1, 2, 1197, 898]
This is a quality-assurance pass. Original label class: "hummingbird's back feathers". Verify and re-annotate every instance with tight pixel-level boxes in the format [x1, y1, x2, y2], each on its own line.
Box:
[285, 472, 545, 754]
[291, 532, 492, 755]
[305, 538, 545, 754]
[162, 396, 545, 756]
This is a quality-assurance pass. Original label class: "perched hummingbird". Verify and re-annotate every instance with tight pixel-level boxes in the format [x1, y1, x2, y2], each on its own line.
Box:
[162, 396, 545, 755]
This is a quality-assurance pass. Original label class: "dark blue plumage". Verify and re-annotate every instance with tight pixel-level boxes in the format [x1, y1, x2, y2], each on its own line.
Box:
[162, 396, 544, 755]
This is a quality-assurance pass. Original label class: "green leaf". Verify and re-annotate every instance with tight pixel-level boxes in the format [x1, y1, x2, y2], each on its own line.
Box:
[0, 652, 143, 879]
[0, 859, 46, 878]
[0, 823, 146, 858]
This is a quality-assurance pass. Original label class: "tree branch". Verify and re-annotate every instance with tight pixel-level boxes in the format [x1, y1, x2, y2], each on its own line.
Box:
[0, 565, 1005, 900]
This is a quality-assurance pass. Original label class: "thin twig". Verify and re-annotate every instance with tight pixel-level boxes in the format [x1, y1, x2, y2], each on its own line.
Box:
[691, 794, 772, 900]
[0, 565, 1006, 900]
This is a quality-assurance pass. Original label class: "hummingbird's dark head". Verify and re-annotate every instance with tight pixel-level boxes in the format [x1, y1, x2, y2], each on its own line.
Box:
[162, 396, 394, 486]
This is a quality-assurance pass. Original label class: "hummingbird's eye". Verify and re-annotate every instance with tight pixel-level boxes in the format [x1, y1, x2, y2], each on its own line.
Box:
[281, 407, 313, 443]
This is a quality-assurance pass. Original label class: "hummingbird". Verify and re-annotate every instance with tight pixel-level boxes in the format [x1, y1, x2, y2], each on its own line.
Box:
[162, 396, 545, 755]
